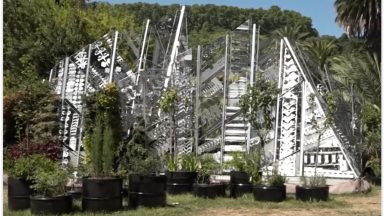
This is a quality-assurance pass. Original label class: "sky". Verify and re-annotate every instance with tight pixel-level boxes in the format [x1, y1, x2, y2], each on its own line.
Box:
[104, 0, 345, 37]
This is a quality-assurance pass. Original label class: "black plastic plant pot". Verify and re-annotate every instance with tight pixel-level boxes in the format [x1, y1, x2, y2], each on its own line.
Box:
[166, 171, 197, 194]
[8, 177, 33, 210]
[230, 171, 250, 184]
[66, 185, 82, 199]
[253, 185, 286, 202]
[30, 195, 72, 215]
[229, 183, 252, 198]
[82, 177, 123, 212]
[128, 174, 167, 208]
[295, 185, 329, 202]
[193, 184, 226, 199]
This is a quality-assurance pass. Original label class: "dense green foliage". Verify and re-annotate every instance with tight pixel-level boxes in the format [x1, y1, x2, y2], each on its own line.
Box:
[117, 125, 160, 176]
[4, 154, 53, 180]
[197, 154, 221, 184]
[239, 73, 279, 147]
[84, 83, 122, 176]
[31, 160, 69, 197]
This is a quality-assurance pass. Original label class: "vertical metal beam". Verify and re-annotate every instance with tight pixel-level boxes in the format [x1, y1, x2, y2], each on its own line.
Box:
[132, 20, 150, 116]
[84, 44, 92, 96]
[246, 24, 257, 153]
[194, 45, 201, 157]
[49, 69, 53, 83]
[164, 6, 185, 88]
[221, 35, 229, 167]
[273, 39, 284, 162]
[299, 81, 306, 176]
[136, 19, 151, 85]
[255, 25, 260, 73]
[109, 31, 119, 83]
[61, 57, 69, 107]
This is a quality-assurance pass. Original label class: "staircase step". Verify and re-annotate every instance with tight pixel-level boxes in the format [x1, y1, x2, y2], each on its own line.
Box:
[225, 136, 247, 142]
[226, 106, 241, 111]
[226, 123, 247, 128]
[225, 129, 247, 136]
[224, 145, 246, 152]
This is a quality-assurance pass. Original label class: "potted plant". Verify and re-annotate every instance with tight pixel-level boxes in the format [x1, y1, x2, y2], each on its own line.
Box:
[30, 160, 72, 215]
[165, 153, 198, 194]
[117, 122, 166, 209]
[226, 152, 253, 198]
[193, 155, 226, 199]
[4, 154, 50, 210]
[296, 176, 328, 201]
[239, 73, 281, 201]
[295, 93, 334, 202]
[82, 83, 123, 212]
[253, 167, 286, 202]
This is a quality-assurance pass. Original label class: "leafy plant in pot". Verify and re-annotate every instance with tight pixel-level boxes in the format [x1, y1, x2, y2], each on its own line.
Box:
[253, 167, 287, 202]
[194, 155, 226, 199]
[225, 152, 253, 198]
[4, 154, 51, 210]
[117, 123, 166, 209]
[30, 160, 72, 215]
[239, 73, 284, 201]
[82, 83, 123, 212]
[296, 93, 335, 202]
[165, 153, 198, 194]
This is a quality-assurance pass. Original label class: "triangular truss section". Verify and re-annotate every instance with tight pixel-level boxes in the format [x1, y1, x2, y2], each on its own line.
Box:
[50, 32, 138, 165]
[274, 38, 360, 178]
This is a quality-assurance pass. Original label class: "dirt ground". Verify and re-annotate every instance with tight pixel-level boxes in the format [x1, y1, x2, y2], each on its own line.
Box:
[197, 192, 381, 216]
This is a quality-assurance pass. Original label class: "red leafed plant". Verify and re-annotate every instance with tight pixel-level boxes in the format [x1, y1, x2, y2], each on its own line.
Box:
[7, 138, 62, 161]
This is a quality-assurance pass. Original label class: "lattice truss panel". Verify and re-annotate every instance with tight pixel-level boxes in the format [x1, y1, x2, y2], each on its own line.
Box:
[275, 38, 360, 178]
[50, 32, 140, 165]
[140, 7, 195, 156]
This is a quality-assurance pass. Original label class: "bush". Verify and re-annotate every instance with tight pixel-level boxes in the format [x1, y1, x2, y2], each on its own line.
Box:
[164, 153, 178, 171]
[197, 154, 220, 184]
[7, 138, 61, 161]
[266, 169, 286, 187]
[225, 152, 247, 172]
[5, 154, 54, 180]
[31, 161, 69, 197]
[300, 175, 327, 187]
[180, 153, 199, 172]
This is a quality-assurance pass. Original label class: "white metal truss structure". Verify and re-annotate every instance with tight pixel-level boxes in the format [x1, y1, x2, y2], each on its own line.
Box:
[274, 38, 360, 178]
[50, 32, 141, 165]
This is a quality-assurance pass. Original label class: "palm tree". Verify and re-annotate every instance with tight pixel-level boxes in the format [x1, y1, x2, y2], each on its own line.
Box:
[272, 23, 310, 43]
[330, 51, 380, 107]
[302, 39, 337, 91]
[334, 0, 381, 39]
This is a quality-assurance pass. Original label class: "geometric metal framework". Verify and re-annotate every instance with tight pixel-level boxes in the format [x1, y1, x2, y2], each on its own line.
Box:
[48, 6, 362, 180]
[274, 38, 360, 178]
[50, 32, 139, 165]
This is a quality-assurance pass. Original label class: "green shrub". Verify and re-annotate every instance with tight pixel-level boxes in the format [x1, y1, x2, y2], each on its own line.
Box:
[244, 147, 262, 184]
[6, 154, 53, 180]
[31, 161, 69, 197]
[84, 83, 122, 177]
[266, 169, 286, 187]
[225, 152, 247, 172]
[164, 153, 178, 171]
[300, 175, 327, 187]
[180, 153, 199, 172]
[197, 154, 220, 184]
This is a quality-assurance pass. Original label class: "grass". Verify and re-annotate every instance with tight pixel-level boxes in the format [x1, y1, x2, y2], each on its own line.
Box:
[3, 187, 380, 216]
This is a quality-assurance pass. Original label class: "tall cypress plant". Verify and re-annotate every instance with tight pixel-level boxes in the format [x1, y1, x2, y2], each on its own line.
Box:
[85, 83, 122, 177]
